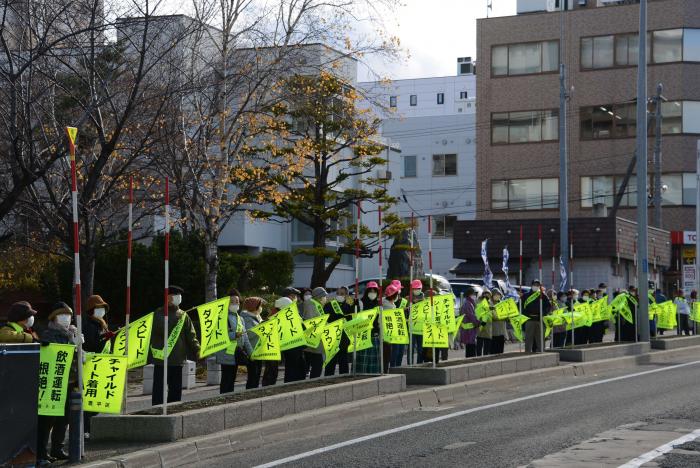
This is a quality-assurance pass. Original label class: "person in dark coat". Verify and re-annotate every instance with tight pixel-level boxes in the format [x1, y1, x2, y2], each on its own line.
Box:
[620, 286, 639, 342]
[460, 287, 480, 357]
[82, 294, 115, 435]
[355, 283, 380, 373]
[523, 279, 551, 353]
[150, 285, 201, 405]
[280, 287, 306, 382]
[214, 289, 253, 394]
[37, 303, 81, 464]
[325, 287, 353, 376]
[242, 296, 266, 388]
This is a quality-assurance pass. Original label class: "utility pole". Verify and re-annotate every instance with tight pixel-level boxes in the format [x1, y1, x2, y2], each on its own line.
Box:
[695, 141, 700, 301]
[636, 0, 650, 342]
[653, 83, 665, 228]
[558, 1, 569, 291]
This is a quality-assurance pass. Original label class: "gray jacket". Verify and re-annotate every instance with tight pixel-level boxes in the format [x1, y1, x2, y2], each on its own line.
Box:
[214, 312, 253, 366]
[241, 311, 262, 350]
[302, 299, 323, 354]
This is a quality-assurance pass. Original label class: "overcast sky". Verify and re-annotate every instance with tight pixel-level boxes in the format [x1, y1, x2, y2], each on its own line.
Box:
[359, 0, 517, 81]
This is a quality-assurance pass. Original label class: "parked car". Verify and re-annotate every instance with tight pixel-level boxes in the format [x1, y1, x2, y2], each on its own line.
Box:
[450, 282, 484, 309]
[348, 273, 454, 298]
[450, 277, 508, 295]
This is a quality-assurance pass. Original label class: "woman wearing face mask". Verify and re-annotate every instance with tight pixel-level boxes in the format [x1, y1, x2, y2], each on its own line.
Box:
[150, 285, 201, 406]
[82, 295, 115, 354]
[325, 287, 353, 376]
[37, 302, 82, 464]
[215, 289, 253, 394]
[459, 287, 480, 358]
[489, 289, 507, 355]
[0, 301, 39, 343]
[82, 295, 116, 437]
[408, 280, 425, 364]
[302, 287, 329, 379]
[241, 296, 267, 388]
[355, 282, 381, 373]
[384, 284, 403, 370]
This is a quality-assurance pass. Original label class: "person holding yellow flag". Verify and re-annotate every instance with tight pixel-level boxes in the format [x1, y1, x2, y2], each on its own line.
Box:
[150, 286, 200, 405]
[356, 283, 381, 373]
[325, 287, 353, 376]
[37, 302, 81, 464]
[241, 297, 267, 388]
[459, 287, 480, 358]
[302, 288, 328, 379]
[490, 289, 507, 355]
[214, 289, 252, 394]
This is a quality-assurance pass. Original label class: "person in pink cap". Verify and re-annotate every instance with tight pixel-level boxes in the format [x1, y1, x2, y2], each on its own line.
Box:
[390, 280, 409, 310]
[408, 279, 425, 363]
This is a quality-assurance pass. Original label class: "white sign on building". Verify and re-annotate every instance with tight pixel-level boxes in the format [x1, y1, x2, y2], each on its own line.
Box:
[683, 264, 696, 294]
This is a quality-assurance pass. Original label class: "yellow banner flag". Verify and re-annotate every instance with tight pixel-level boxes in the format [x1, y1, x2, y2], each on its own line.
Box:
[321, 319, 346, 367]
[348, 325, 374, 353]
[38, 343, 75, 416]
[410, 300, 429, 334]
[344, 308, 377, 336]
[303, 315, 328, 348]
[65, 126, 78, 145]
[382, 309, 409, 344]
[691, 302, 700, 322]
[272, 302, 306, 351]
[423, 322, 449, 348]
[656, 301, 678, 330]
[509, 315, 529, 342]
[83, 354, 127, 414]
[197, 297, 231, 358]
[250, 320, 281, 361]
[493, 299, 519, 320]
[113, 312, 153, 369]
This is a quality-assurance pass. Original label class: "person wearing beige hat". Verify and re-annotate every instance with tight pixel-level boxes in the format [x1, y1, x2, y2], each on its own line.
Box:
[37, 302, 81, 464]
[241, 296, 266, 389]
[0, 301, 40, 343]
[82, 294, 115, 354]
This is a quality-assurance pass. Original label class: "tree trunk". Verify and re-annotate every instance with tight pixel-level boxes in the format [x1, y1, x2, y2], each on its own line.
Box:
[204, 237, 219, 301]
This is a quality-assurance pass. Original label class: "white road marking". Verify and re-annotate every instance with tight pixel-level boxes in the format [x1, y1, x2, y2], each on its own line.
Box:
[618, 428, 700, 468]
[254, 360, 700, 468]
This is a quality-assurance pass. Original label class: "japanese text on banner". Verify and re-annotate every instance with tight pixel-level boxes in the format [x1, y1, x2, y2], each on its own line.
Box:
[38, 344, 75, 416]
[198, 297, 231, 358]
[322, 319, 346, 367]
[250, 320, 281, 360]
[113, 313, 153, 369]
[273, 302, 306, 351]
[83, 354, 127, 414]
[303, 315, 328, 348]
[423, 322, 449, 348]
[382, 309, 409, 344]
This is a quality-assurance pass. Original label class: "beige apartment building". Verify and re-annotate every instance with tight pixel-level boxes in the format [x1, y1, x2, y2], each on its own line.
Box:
[453, 0, 700, 291]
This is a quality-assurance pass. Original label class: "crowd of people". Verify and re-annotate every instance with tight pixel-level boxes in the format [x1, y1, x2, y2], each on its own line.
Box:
[1, 278, 696, 465]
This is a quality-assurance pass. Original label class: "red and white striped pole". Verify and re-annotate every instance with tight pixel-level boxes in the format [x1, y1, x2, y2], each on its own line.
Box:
[162, 178, 170, 415]
[408, 212, 415, 365]
[352, 201, 361, 375]
[551, 242, 556, 291]
[378, 206, 384, 375]
[538, 225, 543, 352]
[123, 177, 133, 414]
[428, 215, 435, 368]
[66, 126, 84, 455]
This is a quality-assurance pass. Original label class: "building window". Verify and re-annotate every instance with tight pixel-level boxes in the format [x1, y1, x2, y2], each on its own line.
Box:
[582, 28, 699, 70]
[433, 215, 456, 238]
[403, 155, 417, 178]
[389, 96, 397, 108]
[580, 101, 688, 140]
[459, 91, 468, 99]
[491, 178, 559, 211]
[581, 173, 697, 208]
[653, 29, 683, 63]
[491, 110, 558, 145]
[432, 154, 457, 176]
[410, 95, 417, 106]
[437, 93, 444, 105]
[491, 40, 558, 77]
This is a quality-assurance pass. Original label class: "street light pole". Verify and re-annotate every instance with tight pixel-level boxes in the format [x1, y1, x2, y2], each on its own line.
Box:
[636, 0, 651, 342]
[653, 83, 664, 228]
[558, 0, 569, 293]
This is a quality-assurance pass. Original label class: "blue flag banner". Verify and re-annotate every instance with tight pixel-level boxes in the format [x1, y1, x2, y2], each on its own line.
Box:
[559, 256, 568, 292]
[482, 239, 493, 289]
[502, 247, 517, 299]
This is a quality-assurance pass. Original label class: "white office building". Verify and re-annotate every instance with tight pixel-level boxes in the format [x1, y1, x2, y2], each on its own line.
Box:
[359, 58, 477, 278]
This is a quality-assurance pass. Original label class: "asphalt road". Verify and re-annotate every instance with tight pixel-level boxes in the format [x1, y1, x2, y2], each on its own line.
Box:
[193, 357, 700, 468]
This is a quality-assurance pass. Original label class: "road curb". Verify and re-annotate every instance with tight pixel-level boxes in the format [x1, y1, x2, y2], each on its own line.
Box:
[80, 345, 700, 467]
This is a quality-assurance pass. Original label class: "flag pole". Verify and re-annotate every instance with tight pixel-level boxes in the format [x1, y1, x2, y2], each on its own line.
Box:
[538, 225, 543, 352]
[519, 225, 523, 353]
[570, 231, 575, 347]
[378, 206, 384, 375]
[617, 238, 621, 343]
[162, 178, 170, 415]
[551, 242, 556, 292]
[428, 215, 435, 369]
[352, 201, 361, 375]
[634, 237, 638, 343]
[66, 126, 83, 457]
[123, 177, 133, 414]
[408, 212, 415, 366]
